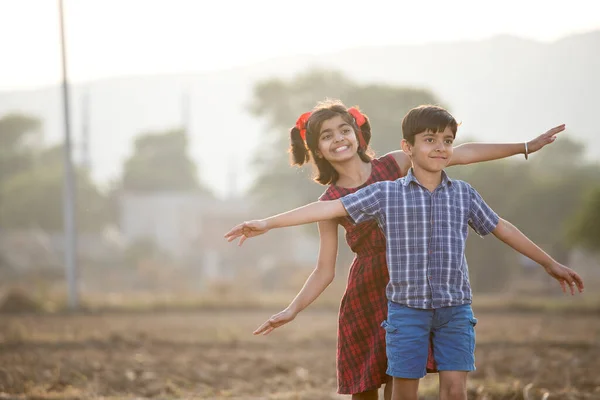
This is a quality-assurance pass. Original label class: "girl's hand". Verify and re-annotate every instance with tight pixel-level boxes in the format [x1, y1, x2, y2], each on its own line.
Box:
[544, 262, 584, 295]
[253, 308, 297, 336]
[526, 124, 565, 154]
[224, 219, 269, 246]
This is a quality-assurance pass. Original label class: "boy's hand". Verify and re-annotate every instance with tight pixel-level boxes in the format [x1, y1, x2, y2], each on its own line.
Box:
[253, 308, 297, 336]
[544, 262, 584, 295]
[224, 220, 269, 246]
[526, 124, 565, 153]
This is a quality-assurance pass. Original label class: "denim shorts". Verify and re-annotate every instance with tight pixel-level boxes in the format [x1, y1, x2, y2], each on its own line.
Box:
[381, 301, 478, 379]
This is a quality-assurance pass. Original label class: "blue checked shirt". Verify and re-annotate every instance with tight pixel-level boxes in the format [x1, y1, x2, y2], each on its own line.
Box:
[340, 169, 499, 309]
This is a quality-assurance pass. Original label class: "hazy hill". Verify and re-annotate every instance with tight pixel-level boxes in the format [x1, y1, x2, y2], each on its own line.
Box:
[1, 31, 598, 196]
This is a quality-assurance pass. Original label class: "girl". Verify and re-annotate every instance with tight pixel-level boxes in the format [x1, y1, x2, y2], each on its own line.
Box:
[249, 99, 564, 400]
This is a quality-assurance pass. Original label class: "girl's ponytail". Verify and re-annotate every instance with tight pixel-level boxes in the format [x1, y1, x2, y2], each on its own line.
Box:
[289, 111, 312, 166]
[290, 127, 309, 166]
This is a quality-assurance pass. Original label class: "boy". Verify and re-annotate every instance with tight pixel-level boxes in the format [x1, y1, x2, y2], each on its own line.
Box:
[224, 105, 584, 400]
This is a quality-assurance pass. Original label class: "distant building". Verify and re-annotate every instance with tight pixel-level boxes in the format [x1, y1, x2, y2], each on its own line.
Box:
[119, 192, 211, 258]
[118, 191, 319, 283]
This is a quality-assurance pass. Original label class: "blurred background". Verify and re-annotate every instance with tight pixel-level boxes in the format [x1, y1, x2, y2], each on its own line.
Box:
[0, 1, 599, 399]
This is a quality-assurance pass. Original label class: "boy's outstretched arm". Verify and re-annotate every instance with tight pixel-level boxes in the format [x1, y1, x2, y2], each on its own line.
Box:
[224, 199, 347, 246]
[492, 218, 584, 295]
[449, 124, 565, 166]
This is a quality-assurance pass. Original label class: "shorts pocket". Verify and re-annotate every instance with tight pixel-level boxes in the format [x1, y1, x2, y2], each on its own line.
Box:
[469, 317, 478, 355]
[381, 320, 398, 333]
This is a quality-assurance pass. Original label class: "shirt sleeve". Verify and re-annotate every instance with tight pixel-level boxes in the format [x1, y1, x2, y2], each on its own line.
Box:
[339, 182, 387, 225]
[467, 184, 499, 237]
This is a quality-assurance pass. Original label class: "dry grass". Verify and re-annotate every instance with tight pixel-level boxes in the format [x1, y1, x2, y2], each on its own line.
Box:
[0, 308, 599, 399]
[2, 282, 598, 315]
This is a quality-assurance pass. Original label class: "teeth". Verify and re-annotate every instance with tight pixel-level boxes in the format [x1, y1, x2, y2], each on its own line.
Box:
[335, 146, 348, 153]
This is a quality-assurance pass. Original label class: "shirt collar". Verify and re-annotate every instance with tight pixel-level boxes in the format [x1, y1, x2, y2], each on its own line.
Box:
[403, 168, 453, 188]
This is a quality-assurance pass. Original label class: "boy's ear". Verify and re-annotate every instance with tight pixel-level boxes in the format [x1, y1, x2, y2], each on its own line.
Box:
[401, 139, 412, 156]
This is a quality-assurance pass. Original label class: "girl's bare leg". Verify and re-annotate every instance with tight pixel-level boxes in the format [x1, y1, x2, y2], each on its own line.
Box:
[352, 389, 379, 400]
[383, 376, 393, 400]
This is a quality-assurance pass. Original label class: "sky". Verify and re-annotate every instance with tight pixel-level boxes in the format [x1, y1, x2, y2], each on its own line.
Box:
[1, 0, 599, 197]
[1, 0, 599, 90]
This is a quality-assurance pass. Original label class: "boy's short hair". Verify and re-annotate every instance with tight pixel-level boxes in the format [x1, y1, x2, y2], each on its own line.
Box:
[402, 105, 458, 145]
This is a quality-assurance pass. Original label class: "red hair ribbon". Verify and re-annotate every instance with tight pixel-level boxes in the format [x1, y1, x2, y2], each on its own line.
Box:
[348, 107, 366, 126]
[295, 111, 312, 141]
[295, 107, 367, 148]
[348, 107, 367, 149]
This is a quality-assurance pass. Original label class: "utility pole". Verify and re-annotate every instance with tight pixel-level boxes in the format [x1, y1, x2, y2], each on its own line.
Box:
[58, 0, 79, 310]
[81, 90, 91, 172]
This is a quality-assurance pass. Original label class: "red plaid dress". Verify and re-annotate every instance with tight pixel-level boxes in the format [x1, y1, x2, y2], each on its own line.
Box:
[320, 154, 437, 395]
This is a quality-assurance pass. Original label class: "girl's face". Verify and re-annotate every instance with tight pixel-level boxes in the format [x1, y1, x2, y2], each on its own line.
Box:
[316, 115, 359, 162]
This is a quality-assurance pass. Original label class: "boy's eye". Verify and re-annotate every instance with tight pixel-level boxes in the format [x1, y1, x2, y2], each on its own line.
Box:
[425, 138, 434, 143]
[445, 139, 454, 144]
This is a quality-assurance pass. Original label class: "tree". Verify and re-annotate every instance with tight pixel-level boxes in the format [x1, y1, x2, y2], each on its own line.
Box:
[0, 144, 111, 232]
[248, 69, 440, 210]
[0, 113, 42, 190]
[122, 128, 207, 193]
[0, 113, 112, 232]
[567, 186, 600, 252]
[0, 113, 41, 150]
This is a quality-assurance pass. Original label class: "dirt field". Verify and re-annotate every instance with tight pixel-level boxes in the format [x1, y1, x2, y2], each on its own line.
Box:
[0, 309, 599, 399]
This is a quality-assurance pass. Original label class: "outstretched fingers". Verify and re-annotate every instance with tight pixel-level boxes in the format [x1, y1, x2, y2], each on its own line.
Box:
[545, 124, 565, 137]
[238, 234, 249, 247]
[253, 319, 272, 335]
[571, 270, 585, 293]
[541, 124, 565, 145]
[224, 222, 248, 242]
[253, 317, 277, 336]
[556, 269, 584, 295]
[529, 124, 565, 153]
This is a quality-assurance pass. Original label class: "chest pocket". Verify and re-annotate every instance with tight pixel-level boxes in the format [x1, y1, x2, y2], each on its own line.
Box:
[443, 197, 469, 241]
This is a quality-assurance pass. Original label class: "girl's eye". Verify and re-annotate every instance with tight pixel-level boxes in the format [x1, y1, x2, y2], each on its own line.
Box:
[343, 129, 351, 134]
[322, 134, 332, 140]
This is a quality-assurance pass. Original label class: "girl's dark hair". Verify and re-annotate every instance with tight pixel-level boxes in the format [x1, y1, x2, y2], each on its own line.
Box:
[289, 99, 373, 185]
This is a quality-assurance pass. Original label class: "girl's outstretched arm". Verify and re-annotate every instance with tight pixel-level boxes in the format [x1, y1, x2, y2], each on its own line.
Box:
[388, 124, 565, 172]
[448, 124, 565, 166]
[224, 199, 347, 246]
[253, 220, 339, 336]
[492, 218, 584, 295]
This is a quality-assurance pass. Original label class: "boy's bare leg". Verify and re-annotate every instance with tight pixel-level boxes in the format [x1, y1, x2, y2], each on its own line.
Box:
[439, 371, 468, 400]
[391, 378, 419, 400]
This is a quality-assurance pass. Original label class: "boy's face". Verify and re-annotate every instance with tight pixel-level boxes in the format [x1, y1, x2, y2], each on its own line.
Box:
[401, 127, 455, 172]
